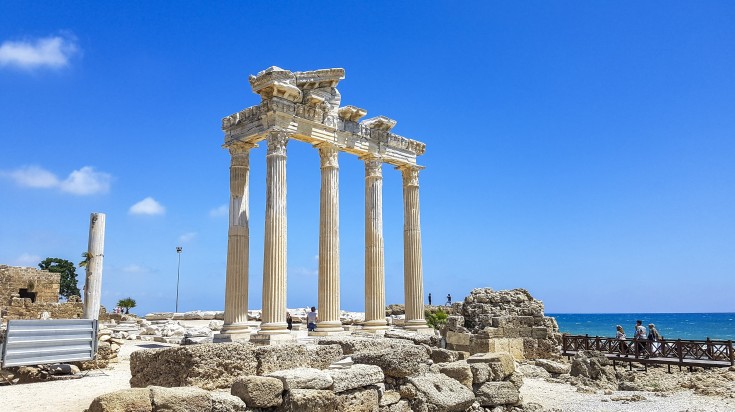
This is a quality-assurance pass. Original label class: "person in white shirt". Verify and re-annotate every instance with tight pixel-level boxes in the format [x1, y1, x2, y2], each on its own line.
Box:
[634, 320, 647, 356]
[307, 306, 317, 332]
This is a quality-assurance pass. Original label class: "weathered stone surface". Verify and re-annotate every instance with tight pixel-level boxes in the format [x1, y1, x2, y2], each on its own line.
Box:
[384, 330, 439, 347]
[570, 350, 615, 381]
[517, 363, 551, 378]
[407, 373, 476, 412]
[438, 360, 473, 388]
[255, 344, 308, 375]
[429, 348, 459, 364]
[379, 390, 401, 407]
[210, 392, 248, 412]
[379, 399, 411, 412]
[535, 358, 570, 375]
[474, 381, 520, 407]
[231, 376, 284, 408]
[469, 362, 491, 384]
[266, 367, 333, 390]
[352, 346, 428, 378]
[305, 344, 343, 370]
[318, 335, 413, 355]
[466, 352, 515, 380]
[87, 388, 153, 412]
[335, 387, 379, 412]
[327, 364, 384, 392]
[150, 386, 212, 411]
[279, 389, 336, 412]
[130, 342, 257, 390]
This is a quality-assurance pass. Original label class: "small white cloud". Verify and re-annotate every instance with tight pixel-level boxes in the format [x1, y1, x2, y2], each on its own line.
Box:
[13, 253, 41, 267]
[2, 165, 59, 188]
[122, 264, 154, 274]
[129, 197, 165, 215]
[291, 267, 318, 277]
[0, 35, 79, 70]
[178, 232, 196, 243]
[59, 166, 111, 195]
[209, 204, 228, 218]
[1, 165, 111, 195]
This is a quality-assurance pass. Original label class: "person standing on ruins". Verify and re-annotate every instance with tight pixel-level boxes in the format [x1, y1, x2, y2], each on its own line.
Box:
[307, 306, 317, 332]
[428, 293, 432, 306]
[446, 294, 452, 306]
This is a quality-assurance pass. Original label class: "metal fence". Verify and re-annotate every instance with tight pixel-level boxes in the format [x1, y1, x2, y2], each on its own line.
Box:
[1, 319, 98, 368]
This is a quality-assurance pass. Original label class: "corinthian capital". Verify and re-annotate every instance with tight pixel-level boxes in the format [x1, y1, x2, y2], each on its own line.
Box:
[266, 131, 289, 156]
[316, 143, 339, 169]
[229, 142, 257, 167]
[363, 155, 383, 178]
[400, 165, 422, 187]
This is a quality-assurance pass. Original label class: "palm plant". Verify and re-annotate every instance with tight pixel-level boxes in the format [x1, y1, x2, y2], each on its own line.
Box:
[117, 297, 137, 314]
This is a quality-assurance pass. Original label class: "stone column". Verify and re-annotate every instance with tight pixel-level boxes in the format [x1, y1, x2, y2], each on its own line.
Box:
[217, 142, 256, 341]
[362, 156, 388, 331]
[258, 131, 292, 338]
[314, 143, 343, 334]
[83, 212, 105, 320]
[400, 166, 429, 331]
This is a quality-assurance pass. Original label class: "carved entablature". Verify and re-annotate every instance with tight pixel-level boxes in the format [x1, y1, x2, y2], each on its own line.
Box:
[223, 67, 427, 167]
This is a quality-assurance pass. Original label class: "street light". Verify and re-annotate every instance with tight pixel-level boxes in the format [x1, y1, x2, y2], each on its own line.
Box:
[175, 246, 182, 313]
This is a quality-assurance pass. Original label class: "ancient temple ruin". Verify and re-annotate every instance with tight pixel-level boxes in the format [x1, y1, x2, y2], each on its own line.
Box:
[218, 67, 429, 342]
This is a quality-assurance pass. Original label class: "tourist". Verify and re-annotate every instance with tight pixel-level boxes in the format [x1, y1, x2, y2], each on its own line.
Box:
[634, 320, 647, 356]
[428, 293, 432, 306]
[286, 312, 293, 331]
[648, 323, 662, 356]
[446, 294, 452, 306]
[616, 325, 627, 355]
[307, 306, 317, 332]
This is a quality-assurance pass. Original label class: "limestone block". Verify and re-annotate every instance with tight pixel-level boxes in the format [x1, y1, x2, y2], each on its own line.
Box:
[384, 330, 439, 347]
[466, 352, 515, 381]
[474, 381, 520, 407]
[446, 315, 465, 330]
[255, 344, 309, 375]
[335, 387, 379, 412]
[231, 376, 284, 408]
[429, 348, 459, 364]
[145, 312, 173, 320]
[279, 389, 336, 412]
[445, 331, 471, 346]
[379, 390, 401, 407]
[305, 344, 343, 370]
[469, 337, 493, 354]
[407, 373, 475, 412]
[508, 371, 524, 389]
[534, 359, 570, 375]
[438, 360, 473, 388]
[267, 367, 333, 390]
[184, 326, 212, 337]
[532, 326, 549, 339]
[87, 388, 153, 412]
[317, 336, 412, 355]
[150, 386, 213, 411]
[130, 342, 257, 390]
[517, 363, 551, 378]
[380, 399, 411, 412]
[210, 392, 248, 412]
[470, 362, 490, 384]
[328, 364, 384, 393]
[351, 346, 428, 378]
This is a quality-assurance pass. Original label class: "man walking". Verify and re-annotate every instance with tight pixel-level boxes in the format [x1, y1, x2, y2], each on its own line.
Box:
[446, 294, 452, 306]
[428, 293, 432, 306]
[634, 320, 647, 356]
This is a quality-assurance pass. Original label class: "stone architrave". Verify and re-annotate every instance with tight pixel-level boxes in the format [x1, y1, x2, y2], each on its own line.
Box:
[400, 166, 429, 331]
[216, 142, 256, 342]
[83, 212, 105, 320]
[313, 143, 344, 335]
[258, 131, 293, 339]
[362, 156, 388, 332]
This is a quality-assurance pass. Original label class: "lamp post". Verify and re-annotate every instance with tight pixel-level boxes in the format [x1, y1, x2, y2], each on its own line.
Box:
[175, 246, 182, 313]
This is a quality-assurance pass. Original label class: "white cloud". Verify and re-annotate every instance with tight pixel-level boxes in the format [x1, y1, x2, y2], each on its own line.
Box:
[122, 264, 154, 274]
[209, 204, 228, 218]
[291, 267, 318, 277]
[178, 232, 197, 243]
[1, 165, 111, 195]
[129, 197, 165, 215]
[13, 253, 41, 267]
[59, 166, 111, 195]
[0, 35, 79, 70]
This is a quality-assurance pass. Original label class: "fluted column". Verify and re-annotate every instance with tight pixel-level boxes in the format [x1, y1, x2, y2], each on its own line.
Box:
[315, 143, 343, 333]
[260, 131, 290, 335]
[363, 155, 388, 331]
[400, 166, 428, 330]
[219, 142, 256, 339]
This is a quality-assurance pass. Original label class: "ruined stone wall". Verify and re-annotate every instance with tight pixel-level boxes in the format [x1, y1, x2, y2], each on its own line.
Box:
[1, 298, 109, 322]
[0, 265, 60, 305]
[443, 288, 562, 360]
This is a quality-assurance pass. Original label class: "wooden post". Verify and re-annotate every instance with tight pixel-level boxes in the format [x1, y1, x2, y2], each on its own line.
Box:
[585, 334, 590, 351]
[677, 339, 683, 368]
[729, 340, 734, 366]
[706, 337, 712, 360]
[83, 213, 105, 320]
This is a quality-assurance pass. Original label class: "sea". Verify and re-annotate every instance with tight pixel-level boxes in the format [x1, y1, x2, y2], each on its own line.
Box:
[548, 313, 735, 341]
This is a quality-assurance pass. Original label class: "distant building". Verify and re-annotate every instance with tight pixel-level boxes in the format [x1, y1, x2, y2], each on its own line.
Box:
[0, 265, 60, 306]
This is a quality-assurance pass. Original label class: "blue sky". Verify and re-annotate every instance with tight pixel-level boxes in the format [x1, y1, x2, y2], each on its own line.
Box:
[1, 3, 733, 315]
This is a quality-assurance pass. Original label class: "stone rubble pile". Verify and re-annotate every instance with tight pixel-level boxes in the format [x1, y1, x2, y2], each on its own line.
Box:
[90, 333, 538, 411]
[443, 288, 562, 359]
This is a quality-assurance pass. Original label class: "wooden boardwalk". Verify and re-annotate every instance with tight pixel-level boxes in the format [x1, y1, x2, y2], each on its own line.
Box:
[562, 334, 734, 372]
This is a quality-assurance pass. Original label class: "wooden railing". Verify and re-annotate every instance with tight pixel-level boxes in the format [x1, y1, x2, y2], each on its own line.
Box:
[562, 334, 734, 368]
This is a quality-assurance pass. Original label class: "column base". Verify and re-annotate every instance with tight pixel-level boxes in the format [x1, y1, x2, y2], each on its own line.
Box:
[403, 326, 436, 335]
[213, 323, 251, 343]
[361, 319, 389, 333]
[309, 329, 350, 337]
[404, 319, 430, 330]
[258, 322, 290, 335]
[250, 332, 296, 346]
